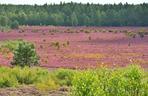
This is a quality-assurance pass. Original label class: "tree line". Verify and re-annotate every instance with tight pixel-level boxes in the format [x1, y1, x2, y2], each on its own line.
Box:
[0, 2, 148, 28]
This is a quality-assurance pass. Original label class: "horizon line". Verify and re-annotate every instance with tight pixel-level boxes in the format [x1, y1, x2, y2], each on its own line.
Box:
[0, 2, 148, 5]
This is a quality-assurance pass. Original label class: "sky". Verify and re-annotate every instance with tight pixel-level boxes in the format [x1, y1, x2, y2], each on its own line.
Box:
[0, 0, 148, 5]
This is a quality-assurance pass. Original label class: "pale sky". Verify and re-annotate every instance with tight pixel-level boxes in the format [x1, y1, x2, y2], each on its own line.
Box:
[0, 0, 148, 5]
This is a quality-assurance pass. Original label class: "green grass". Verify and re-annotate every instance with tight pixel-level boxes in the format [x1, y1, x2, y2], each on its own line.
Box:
[0, 66, 58, 90]
[0, 66, 75, 91]
[51, 69, 75, 86]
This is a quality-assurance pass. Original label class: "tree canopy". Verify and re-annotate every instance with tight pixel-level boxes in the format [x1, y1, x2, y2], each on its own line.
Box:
[0, 2, 148, 27]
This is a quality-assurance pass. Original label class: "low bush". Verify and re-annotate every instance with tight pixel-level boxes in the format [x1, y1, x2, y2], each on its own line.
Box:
[0, 66, 59, 90]
[52, 69, 75, 86]
[11, 67, 38, 84]
[72, 65, 147, 96]
[10, 20, 19, 29]
[0, 74, 18, 88]
[72, 71, 105, 96]
[35, 77, 59, 91]
[0, 65, 147, 95]
[0, 40, 24, 52]
[0, 67, 18, 88]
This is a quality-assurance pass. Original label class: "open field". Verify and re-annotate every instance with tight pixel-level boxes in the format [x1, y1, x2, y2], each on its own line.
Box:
[0, 26, 148, 96]
[0, 2, 148, 96]
[0, 26, 148, 69]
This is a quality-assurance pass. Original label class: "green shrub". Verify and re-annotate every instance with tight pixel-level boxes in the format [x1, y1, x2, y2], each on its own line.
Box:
[0, 65, 147, 95]
[35, 77, 59, 91]
[72, 71, 105, 96]
[52, 69, 75, 86]
[72, 65, 147, 96]
[0, 73, 18, 88]
[0, 67, 18, 88]
[122, 65, 145, 96]
[11, 41, 39, 67]
[0, 67, 10, 73]
[11, 20, 19, 29]
[95, 67, 112, 94]
[0, 40, 24, 52]
[0, 66, 59, 89]
[11, 67, 38, 84]
[34, 68, 60, 91]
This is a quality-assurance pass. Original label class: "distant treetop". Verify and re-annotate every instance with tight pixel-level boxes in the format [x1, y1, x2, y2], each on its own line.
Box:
[0, 3, 148, 28]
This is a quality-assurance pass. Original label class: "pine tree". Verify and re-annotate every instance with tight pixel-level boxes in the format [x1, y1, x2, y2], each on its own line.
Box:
[11, 42, 39, 67]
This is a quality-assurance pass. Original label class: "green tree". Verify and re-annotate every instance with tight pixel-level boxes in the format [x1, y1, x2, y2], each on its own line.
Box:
[11, 42, 39, 67]
[80, 13, 90, 26]
[49, 12, 64, 25]
[0, 16, 9, 26]
[70, 12, 78, 26]
[0, 3, 148, 27]
[17, 11, 28, 25]
[11, 20, 19, 29]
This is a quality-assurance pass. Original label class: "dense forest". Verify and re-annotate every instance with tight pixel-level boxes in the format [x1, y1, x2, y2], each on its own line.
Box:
[0, 2, 148, 28]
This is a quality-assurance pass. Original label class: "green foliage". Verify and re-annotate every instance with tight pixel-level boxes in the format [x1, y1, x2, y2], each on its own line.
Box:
[0, 65, 147, 95]
[0, 66, 76, 91]
[0, 3, 148, 27]
[0, 66, 59, 90]
[0, 16, 10, 26]
[0, 74, 18, 88]
[0, 67, 18, 88]
[72, 71, 105, 96]
[72, 65, 147, 96]
[35, 77, 59, 91]
[70, 12, 78, 26]
[11, 20, 19, 29]
[0, 40, 24, 52]
[11, 67, 38, 84]
[11, 41, 39, 67]
[52, 69, 75, 86]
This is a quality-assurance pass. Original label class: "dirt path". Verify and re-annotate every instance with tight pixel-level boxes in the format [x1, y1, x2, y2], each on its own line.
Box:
[0, 86, 68, 96]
